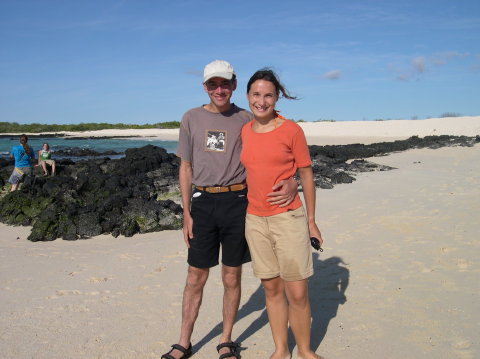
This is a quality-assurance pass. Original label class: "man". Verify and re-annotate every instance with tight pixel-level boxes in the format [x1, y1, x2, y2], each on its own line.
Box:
[162, 60, 297, 359]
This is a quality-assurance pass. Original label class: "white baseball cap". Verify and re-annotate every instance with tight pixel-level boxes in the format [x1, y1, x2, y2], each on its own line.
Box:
[203, 60, 235, 83]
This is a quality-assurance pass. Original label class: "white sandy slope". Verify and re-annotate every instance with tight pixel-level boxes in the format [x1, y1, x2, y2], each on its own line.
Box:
[5, 116, 479, 146]
[1, 142, 479, 358]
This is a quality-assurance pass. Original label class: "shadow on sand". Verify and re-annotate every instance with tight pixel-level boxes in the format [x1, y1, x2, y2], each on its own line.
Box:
[193, 253, 349, 355]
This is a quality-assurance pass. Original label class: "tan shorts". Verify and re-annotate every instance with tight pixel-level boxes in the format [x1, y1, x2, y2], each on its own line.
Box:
[245, 206, 313, 281]
[41, 160, 55, 166]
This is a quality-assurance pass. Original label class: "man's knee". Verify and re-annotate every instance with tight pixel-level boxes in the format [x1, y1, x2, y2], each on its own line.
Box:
[185, 266, 209, 290]
[222, 265, 242, 289]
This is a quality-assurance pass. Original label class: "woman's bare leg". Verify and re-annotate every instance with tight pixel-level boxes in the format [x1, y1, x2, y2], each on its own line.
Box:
[41, 162, 48, 175]
[284, 279, 323, 359]
[262, 276, 291, 359]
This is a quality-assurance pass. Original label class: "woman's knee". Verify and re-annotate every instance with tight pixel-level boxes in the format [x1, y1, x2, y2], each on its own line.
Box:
[285, 280, 309, 306]
[262, 277, 285, 298]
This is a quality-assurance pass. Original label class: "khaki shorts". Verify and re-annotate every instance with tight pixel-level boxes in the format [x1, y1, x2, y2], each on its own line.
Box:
[245, 206, 313, 281]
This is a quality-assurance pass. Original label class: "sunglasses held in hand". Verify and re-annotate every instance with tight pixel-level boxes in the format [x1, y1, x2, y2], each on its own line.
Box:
[310, 237, 323, 252]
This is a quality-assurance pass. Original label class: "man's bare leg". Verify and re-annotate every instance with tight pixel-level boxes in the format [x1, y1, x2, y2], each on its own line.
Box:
[167, 265, 209, 359]
[217, 264, 242, 356]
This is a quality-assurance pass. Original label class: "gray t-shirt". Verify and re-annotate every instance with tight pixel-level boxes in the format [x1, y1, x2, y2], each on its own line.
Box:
[176, 104, 252, 186]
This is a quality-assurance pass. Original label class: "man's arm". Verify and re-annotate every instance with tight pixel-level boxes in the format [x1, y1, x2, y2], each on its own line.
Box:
[179, 159, 193, 247]
[266, 176, 298, 207]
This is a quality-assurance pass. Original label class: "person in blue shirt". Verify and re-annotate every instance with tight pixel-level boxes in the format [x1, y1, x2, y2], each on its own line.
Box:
[8, 134, 35, 192]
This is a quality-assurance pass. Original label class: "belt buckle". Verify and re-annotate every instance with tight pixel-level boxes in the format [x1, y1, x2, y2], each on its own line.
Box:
[213, 186, 222, 193]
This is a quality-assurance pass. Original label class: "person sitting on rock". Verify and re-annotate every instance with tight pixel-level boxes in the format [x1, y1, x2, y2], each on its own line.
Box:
[37, 143, 56, 176]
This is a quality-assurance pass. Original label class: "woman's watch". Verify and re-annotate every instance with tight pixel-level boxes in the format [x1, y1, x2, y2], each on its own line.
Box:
[293, 174, 301, 187]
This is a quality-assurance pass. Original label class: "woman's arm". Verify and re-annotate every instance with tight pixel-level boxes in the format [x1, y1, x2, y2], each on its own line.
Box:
[298, 166, 324, 246]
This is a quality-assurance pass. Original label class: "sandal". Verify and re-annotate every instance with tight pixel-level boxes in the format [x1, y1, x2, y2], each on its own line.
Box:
[161, 343, 192, 359]
[216, 342, 240, 359]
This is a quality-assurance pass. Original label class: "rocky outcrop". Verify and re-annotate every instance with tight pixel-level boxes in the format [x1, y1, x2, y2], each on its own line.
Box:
[0, 135, 478, 241]
[53, 148, 122, 157]
[0, 145, 182, 241]
[308, 135, 479, 189]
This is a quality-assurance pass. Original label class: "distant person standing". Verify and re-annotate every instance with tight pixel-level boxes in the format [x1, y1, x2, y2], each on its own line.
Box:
[38, 143, 56, 176]
[8, 134, 35, 192]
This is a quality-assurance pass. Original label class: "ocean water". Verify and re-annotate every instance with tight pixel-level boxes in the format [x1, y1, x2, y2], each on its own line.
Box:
[0, 137, 178, 161]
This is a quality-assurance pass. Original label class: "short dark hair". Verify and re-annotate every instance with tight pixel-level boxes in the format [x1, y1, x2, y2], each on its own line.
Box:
[246, 68, 296, 100]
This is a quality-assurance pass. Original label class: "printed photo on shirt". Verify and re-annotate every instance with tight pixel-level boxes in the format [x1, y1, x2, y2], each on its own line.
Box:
[205, 130, 226, 152]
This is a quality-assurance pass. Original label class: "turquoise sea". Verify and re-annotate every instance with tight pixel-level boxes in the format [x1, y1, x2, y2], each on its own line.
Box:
[0, 137, 178, 161]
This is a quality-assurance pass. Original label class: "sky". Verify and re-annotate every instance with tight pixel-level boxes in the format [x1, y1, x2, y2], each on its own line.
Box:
[1, 0, 479, 124]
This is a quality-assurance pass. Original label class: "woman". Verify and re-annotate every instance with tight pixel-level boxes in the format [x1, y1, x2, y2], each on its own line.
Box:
[38, 143, 56, 176]
[8, 134, 35, 192]
[240, 69, 325, 359]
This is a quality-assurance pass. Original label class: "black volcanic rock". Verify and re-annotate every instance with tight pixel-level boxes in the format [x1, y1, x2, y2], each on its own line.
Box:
[54, 148, 122, 157]
[307, 135, 479, 188]
[0, 145, 182, 241]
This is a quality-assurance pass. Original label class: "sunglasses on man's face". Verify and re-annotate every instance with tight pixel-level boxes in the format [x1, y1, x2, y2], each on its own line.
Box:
[205, 80, 233, 90]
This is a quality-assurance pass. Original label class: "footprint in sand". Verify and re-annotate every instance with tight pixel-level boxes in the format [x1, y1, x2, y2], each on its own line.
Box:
[89, 276, 111, 283]
[50, 289, 82, 298]
[451, 338, 471, 350]
[440, 247, 456, 254]
[440, 279, 457, 290]
[118, 253, 140, 261]
[143, 266, 166, 278]
[162, 250, 188, 259]
[455, 259, 470, 271]
[451, 338, 474, 359]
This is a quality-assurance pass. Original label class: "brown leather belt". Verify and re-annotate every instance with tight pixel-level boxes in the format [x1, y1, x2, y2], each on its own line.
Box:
[195, 183, 247, 193]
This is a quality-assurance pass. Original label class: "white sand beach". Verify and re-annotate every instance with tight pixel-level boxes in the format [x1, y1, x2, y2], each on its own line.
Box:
[9, 116, 479, 146]
[1, 116, 479, 358]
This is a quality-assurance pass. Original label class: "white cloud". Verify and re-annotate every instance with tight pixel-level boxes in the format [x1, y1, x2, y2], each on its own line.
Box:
[412, 56, 425, 73]
[323, 69, 342, 80]
[431, 51, 469, 65]
[390, 56, 426, 81]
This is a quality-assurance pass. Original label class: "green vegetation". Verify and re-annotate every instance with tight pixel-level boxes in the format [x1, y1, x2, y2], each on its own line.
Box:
[293, 118, 336, 123]
[0, 121, 180, 133]
[439, 112, 462, 118]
